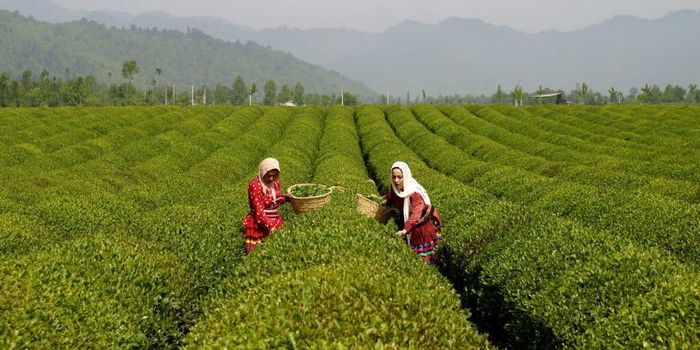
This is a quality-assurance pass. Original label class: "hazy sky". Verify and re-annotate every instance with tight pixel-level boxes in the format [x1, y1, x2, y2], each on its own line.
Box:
[53, 0, 700, 32]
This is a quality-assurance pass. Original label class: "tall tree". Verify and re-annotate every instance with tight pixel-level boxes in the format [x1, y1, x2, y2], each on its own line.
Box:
[121, 60, 139, 96]
[492, 85, 505, 104]
[291, 82, 304, 105]
[0, 72, 11, 107]
[277, 83, 291, 104]
[639, 84, 652, 104]
[232, 75, 247, 105]
[689, 83, 698, 103]
[661, 84, 686, 103]
[510, 84, 524, 106]
[577, 82, 589, 104]
[638, 84, 662, 104]
[38, 69, 54, 106]
[263, 80, 277, 105]
[608, 87, 620, 104]
[62, 77, 90, 106]
[19, 69, 36, 107]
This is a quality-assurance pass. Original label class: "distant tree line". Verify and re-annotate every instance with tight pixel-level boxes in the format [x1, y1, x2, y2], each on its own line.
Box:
[375, 83, 700, 106]
[0, 60, 360, 107]
[419, 82, 699, 106]
[1, 63, 698, 108]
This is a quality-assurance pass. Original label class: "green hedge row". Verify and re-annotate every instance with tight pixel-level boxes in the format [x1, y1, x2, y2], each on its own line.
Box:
[0, 108, 263, 257]
[0, 107, 94, 150]
[356, 105, 700, 347]
[608, 105, 700, 146]
[393, 106, 700, 267]
[530, 105, 700, 183]
[184, 106, 491, 348]
[442, 105, 700, 203]
[0, 107, 298, 348]
[555, 105, 700, 152]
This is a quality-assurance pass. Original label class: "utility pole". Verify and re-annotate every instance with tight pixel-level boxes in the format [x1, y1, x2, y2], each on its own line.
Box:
[341, 84, 344, 106]
[203, 87, 207, 105]
[165, 85, 168, 106]
[191, 84, 194, 106]
[386, 89, 389, 105]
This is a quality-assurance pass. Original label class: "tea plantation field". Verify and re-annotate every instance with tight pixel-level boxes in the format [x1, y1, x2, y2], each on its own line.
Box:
[1, 105, 698, 348]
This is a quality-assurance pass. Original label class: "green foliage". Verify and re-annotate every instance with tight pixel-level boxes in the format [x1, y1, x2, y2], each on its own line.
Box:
[185, 106, 490, 348]
[292, 82, 305, 105]
[491, 84, 505, 104]
[231, 75, 247, 106]
[0, 10, 375, 98]
[510, 84, 524, 106]
[364, 193, 386, 205]
[263, 79, 276, 105]
[277, 83, 291, 103]
[340, 91, 359, 105]
[2, 105, 700, 348]
[289, 183, 330, 198]
[121, 59, 139, 82]
[354, 104, 700, 348]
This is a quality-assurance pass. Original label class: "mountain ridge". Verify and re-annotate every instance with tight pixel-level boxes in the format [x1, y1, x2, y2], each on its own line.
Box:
[2, 0, 699, 95]
[0, 9, 375, 97]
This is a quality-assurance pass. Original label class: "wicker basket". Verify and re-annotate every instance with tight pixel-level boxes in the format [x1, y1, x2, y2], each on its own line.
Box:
[287, 183, 332, 213]
[356, 194, 395, 224]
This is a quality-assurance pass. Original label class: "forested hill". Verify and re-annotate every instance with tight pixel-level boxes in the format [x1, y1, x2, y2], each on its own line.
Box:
[0, 10, 375, 97]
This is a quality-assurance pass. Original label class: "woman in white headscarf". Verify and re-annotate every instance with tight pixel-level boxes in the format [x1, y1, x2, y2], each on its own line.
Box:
[242, 158, 289, 253]
[384, 161, 443, 263]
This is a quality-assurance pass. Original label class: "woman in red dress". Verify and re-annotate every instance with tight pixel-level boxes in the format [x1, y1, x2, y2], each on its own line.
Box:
[242, 158, 289, 253]
[384, 161, 443, 263]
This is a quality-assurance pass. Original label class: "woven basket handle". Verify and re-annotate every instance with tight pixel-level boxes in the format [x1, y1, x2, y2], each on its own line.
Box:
[328, 186, 347, 193]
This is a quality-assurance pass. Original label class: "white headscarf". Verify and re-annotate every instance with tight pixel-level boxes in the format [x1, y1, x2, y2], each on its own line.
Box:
[258, 158, 280, 201]
[390, 161, 431, 223]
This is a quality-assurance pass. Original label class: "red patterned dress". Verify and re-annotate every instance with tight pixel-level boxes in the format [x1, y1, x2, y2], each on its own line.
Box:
[386, 190, 444, 263]
[242, 177, 288, 253]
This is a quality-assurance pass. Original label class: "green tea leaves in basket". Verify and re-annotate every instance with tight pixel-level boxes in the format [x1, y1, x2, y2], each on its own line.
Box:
[289, 184, 330, 198]
[364, 194, 386, 206]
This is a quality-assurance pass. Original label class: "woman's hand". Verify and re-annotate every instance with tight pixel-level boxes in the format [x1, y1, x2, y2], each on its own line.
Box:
[394, 229, 407, 237]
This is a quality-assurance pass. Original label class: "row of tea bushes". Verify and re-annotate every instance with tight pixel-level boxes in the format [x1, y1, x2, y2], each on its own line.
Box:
[527, 105, 700, 183]
[437, 105, 700, 204]
[607, 105, 700, 146]
[392, 107, 700, 267]
[0, 108, 262, 258]
[184, 106, 491, 348]
[552, 105, 700, 154]
[0, 107, 299, 348]
[356, 105, 700, 347]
